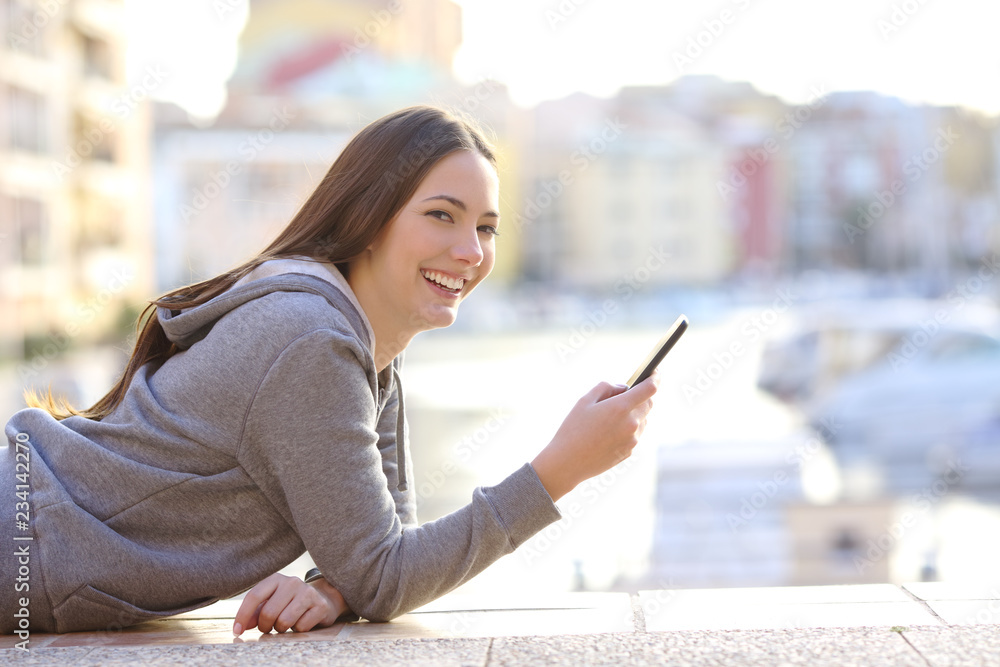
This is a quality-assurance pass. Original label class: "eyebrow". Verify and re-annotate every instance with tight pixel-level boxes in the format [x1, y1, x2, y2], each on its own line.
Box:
[422, 195, 500, 219]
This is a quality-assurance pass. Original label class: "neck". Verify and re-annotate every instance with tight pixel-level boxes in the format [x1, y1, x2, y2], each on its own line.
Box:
[369, 315, 416, 373]
[346, 274, 417, 373]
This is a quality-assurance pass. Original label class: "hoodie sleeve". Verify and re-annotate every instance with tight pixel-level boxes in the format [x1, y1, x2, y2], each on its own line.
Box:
[237, 328, 561, 622]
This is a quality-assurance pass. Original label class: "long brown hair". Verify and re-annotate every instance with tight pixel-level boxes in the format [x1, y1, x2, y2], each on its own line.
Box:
[28, 105, 496, 420]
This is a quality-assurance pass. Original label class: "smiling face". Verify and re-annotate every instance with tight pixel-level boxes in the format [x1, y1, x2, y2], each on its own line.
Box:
[347, 149, 501, 362]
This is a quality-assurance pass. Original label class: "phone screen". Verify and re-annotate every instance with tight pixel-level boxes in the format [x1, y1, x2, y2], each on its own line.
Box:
[627, 315, 689, 388]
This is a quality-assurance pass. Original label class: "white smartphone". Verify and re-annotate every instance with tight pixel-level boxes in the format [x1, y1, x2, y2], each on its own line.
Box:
[627, 315, 689, 388]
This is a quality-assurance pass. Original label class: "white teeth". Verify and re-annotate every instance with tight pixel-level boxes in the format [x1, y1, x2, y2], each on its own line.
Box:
[421, 270, 465, 292]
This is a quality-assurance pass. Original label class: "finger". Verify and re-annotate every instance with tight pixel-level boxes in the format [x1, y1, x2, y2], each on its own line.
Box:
[633, 388, 657, 415]
[234, 576, 282, 635]
[245, 602, 264, 634]
[234, 587, 270, 635]
[598, 382, 655, 417]
[257, 580, 299, 633]
[274, 592, 314, 633]
[291, 605, 329, 633]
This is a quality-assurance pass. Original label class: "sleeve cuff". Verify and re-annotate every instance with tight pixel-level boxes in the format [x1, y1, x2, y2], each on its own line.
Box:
[482, 462, 563, 549]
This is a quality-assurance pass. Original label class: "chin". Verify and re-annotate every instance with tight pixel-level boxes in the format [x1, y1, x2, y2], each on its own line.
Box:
[421, 305, 460, 330]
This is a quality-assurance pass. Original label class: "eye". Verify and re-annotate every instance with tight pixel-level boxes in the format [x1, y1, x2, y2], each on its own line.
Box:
[426, 209, 454, 223]
[478, 225, 500, 237]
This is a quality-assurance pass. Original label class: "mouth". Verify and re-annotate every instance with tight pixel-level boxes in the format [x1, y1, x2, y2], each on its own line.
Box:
[421, 269, 467, 295]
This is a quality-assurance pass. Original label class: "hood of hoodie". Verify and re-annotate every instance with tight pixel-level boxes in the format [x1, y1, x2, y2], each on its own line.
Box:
[158, 258, 376, 351]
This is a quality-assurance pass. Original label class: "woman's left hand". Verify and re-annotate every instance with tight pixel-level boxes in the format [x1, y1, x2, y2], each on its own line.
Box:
[233, 572, 350, 635]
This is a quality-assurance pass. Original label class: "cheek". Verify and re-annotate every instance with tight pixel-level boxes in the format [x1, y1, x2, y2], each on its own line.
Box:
[481, 245, 497, 276]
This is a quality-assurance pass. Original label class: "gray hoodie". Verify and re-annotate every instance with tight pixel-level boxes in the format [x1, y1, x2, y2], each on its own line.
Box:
[2, 260, 561, 634]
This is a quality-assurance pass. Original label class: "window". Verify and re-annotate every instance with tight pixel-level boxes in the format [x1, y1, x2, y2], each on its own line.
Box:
[2, 0, 47, 57]
[3, 85, 47, 153]
[0, 194, 47, 264]
[74, 113, 114, 162]
[82, 34, 113, 79]
[78, 197, 123, 249]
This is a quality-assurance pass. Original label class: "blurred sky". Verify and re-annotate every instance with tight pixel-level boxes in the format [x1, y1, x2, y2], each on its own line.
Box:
[125, 0, 1000, 118]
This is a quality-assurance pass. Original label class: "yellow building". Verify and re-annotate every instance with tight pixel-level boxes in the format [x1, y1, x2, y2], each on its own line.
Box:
[0, 0, 153, 376]
[155, 0, 529, 288]
[233, 0, 462, 92]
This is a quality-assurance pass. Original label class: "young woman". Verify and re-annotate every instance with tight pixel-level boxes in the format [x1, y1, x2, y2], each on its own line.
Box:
[2, 106, 659, 636]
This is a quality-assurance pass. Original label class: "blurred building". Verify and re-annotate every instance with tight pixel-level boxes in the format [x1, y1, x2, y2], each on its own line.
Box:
[520, 77, 802, 291]
[0, 0, 152, 367]
[940, 108, 999, 276]
[650, 76, 792, 279]
[152, 99, 348, 290]
[785, 92, 1000, 292]
[232, 0, 461, 95]
[995, 121, 1000, 224]
[789, 93, 927, 275]
[522, 84, 736, 291]
[520, 78, 1000, 292]
[153, 0, 530, 291]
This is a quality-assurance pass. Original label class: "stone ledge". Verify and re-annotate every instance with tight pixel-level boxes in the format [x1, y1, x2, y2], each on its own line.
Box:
[3, 583, 999, 665]
[5, 627, 1000, 666]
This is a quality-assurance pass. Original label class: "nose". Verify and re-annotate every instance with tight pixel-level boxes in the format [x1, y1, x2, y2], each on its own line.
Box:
[451, 226, 484, 267]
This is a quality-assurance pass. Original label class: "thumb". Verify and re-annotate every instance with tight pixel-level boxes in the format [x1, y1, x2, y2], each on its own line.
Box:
[618, 370, 660, 405]
[587, 381, 629, 404]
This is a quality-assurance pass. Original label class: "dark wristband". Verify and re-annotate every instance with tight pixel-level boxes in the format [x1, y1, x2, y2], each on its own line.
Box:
[304, 567, 324, 583]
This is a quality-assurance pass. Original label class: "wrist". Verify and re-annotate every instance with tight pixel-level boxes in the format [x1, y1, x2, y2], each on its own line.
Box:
[305, 573, 353, 623]
[530, 453, 575, 502]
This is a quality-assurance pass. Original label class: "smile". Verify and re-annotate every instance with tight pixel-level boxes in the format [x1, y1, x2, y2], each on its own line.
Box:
[421, 269, 466, 294]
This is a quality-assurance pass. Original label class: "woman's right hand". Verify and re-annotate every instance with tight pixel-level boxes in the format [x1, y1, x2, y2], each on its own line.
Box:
[233, 572, 350, 636]
[530, 372, 659, 502]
